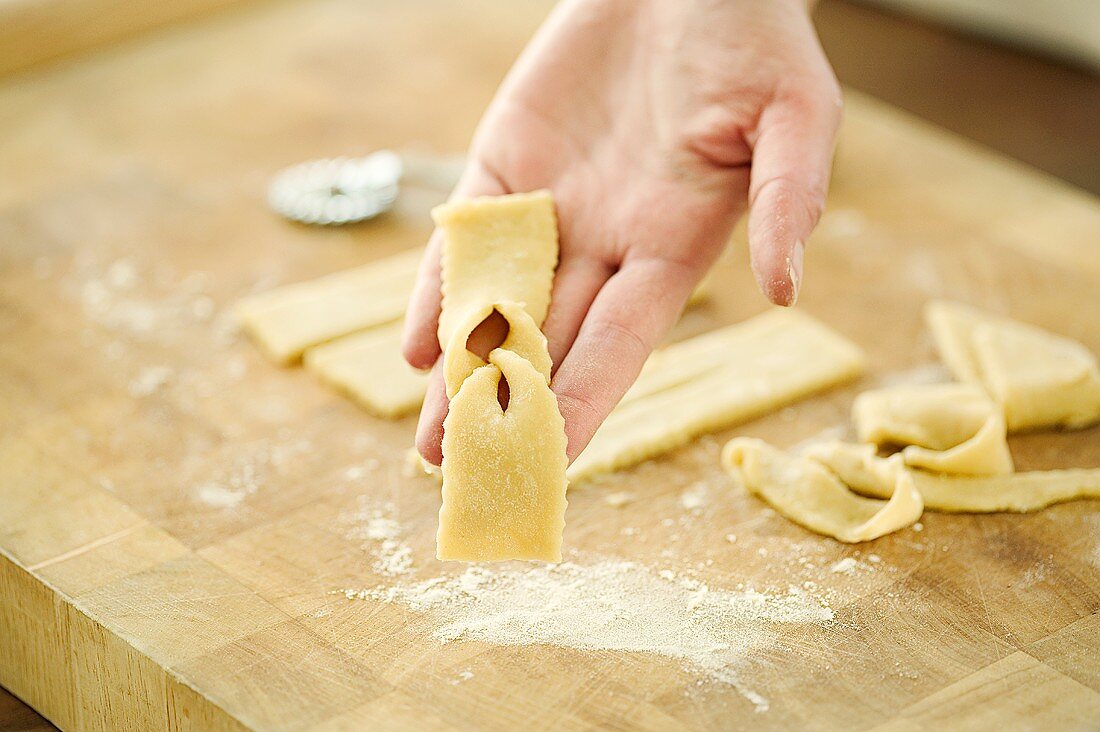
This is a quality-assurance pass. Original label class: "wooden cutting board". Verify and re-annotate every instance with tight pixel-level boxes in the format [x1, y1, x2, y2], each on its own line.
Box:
[1, 0, 1099, 729]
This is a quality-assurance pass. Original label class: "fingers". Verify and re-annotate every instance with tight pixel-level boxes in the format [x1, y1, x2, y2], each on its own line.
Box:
[413, 255, 607, 465]
[541, 255, 615, 369]
[415, 361, 447, 466]
[746, 80, 842, 307]
[401, 229, 444, 370]
[551, 257, 700, 461]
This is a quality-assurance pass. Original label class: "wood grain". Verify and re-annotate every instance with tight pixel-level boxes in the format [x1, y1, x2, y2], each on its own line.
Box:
[0, 0, 1098, 729]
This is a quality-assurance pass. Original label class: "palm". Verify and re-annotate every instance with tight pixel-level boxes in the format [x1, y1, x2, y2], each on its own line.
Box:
[405, 0, 841, 465]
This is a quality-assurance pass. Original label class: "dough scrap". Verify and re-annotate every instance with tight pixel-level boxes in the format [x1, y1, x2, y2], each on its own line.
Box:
[722, 438, 922, 543]
[901, 413, 1011, 476]
[853, 383, 1013, 475]
[439, 349, 568, 561]
[433, 191, 567, 562]
[303, 321, 428, 419]
[808, 441, 1100, 513]
[925, 300, 1100, 431]
[925, 300, 989, 384]
[854, 383, 991, 450]
[236, 247, 421, 364]
[568, 309, 865, 482]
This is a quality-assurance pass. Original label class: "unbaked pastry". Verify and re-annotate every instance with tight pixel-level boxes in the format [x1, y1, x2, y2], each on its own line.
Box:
[926, 301, 1100, 431]
[808, 441, 1100, 513]
[569, 309, 865, 482]
[236, 247, 421, 364]
[722, 438, 922, 543]
[853, 383, 1013, 475]
[432, 191, 567, 562]
[439, 348, 568, 560]
[303, 321, 427, 419]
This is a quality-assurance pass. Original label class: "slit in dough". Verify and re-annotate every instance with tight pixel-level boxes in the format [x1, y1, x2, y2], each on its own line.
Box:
[432, 191, 567, 562]
[441, 301, 551, 398]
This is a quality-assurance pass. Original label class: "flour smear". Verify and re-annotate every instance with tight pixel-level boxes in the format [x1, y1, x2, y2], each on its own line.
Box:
[346, 557, 834, 711]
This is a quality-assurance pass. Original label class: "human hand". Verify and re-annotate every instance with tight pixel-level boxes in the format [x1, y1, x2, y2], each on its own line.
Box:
[404, 0, 841, 465]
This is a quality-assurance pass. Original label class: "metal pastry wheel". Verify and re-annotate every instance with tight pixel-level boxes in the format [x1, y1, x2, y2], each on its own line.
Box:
[267, 150, 464, 225]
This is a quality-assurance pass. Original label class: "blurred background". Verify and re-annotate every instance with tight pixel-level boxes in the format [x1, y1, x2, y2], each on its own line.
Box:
[1, 0, 1097, 194]
[0, 0, 1097, 727]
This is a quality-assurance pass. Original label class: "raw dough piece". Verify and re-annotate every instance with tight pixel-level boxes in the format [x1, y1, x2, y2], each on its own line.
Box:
[808, 441, 1100, 513]
[926, 300, 1100, 430]
[236, 247, 422, 363]
[438, 349, 568, 561]
[901, 413, 1011, 475]
[432, 191, 567, 562]
[303, 321, 428, 419]
[722, 438, 922, 543]
[854, 383, 991, 450]
[853, 383, 1013, 475]
[568, 309, 865, 482]
[925, 300, 989, 383]
[434, 190, 557, 364]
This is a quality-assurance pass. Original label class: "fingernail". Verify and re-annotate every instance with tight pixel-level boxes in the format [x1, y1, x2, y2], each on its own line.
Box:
[786, 241, 805, 306]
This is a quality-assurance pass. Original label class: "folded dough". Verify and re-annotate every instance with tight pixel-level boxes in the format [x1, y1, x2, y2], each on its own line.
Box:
[808, 441, 1100, 514]
[853, 383, 1013, 475]
[441, 300, 551, 399]
[901, 413, 1011, 476]
[854, 383, 990, 450]
[722, 438, 922, 543]
[925, 301, 1100, 431]
[432, 191, 568, 562]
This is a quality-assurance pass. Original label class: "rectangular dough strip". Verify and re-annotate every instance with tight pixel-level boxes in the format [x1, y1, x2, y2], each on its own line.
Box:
[235, 247, 422, 364]
[432, 191, 568, 562]
[568, 309, 865, 482]
[303, 321, 428, 419]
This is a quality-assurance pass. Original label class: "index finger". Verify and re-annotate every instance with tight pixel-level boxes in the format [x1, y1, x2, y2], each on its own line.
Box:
[550, 256, 701, 462]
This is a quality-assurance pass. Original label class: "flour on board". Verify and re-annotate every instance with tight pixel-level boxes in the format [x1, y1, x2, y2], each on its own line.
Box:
[829, 557, 866, 575]
[192, 439, 312, 510]
[340, 498, 414, 577]
[128, 365, 174, 397]
[346, 559, 835, 712]
[679, 483, 708, 514]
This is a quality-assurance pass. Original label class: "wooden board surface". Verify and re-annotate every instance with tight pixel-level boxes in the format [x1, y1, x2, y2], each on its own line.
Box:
[2, 0, 1099, 729]
[0, 0, 255, 78]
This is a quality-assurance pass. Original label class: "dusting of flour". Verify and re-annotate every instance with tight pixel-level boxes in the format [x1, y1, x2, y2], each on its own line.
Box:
[339, 498, 413, 577]
[344, 559, 834, 711]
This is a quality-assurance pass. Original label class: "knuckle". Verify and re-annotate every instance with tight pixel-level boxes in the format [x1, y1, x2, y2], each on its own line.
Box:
[554, 388, 605, 439]
[753, 175, 827, 227]
[590, 318, 651, 363]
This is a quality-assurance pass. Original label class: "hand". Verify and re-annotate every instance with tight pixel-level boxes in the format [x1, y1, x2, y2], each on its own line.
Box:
[403, 0, 841, 465]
